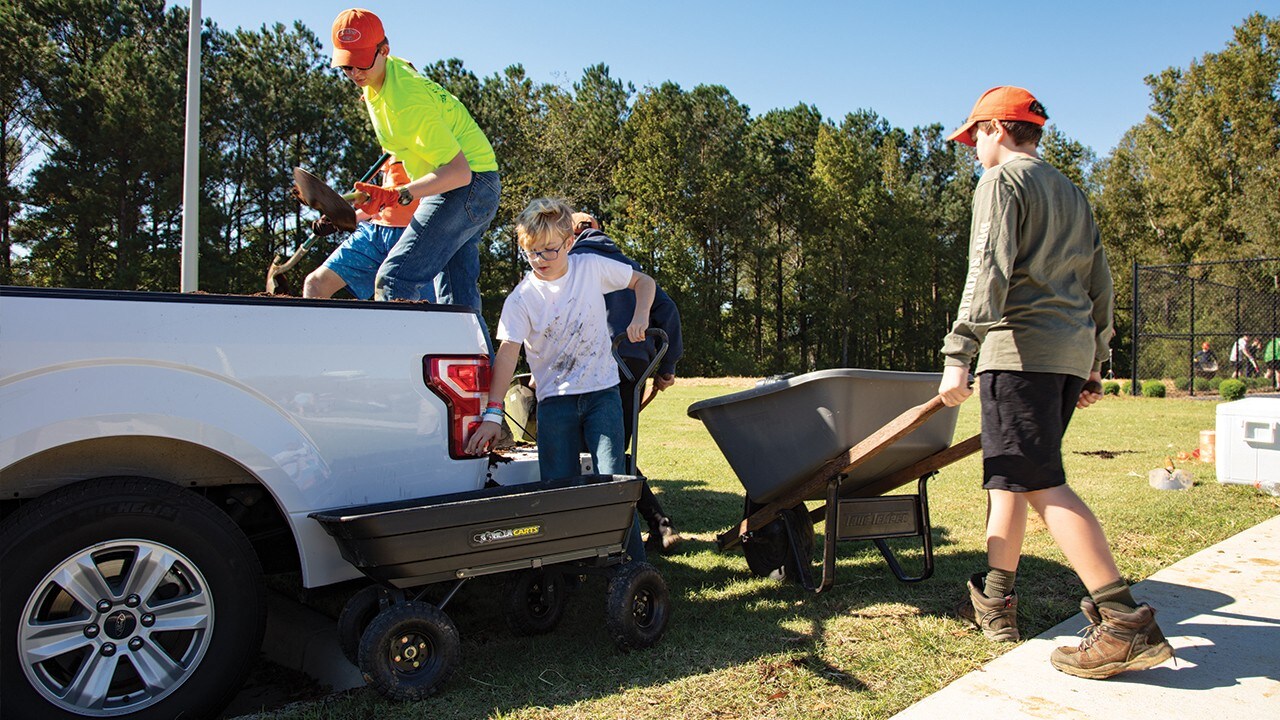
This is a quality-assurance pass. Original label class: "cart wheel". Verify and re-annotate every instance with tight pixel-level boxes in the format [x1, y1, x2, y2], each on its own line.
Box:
[605, 561, 670, 651]
[504, 569, 568, 635]
[338, 584, 384, 667]
[742, 503, 814, 583]
[357, 601, 460, 701]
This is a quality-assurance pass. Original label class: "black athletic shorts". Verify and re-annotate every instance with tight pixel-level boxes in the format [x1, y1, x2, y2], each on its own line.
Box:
[979, 370, 1087, 492]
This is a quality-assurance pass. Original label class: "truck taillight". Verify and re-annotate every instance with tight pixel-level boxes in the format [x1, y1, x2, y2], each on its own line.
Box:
[424, 355, 492, 459]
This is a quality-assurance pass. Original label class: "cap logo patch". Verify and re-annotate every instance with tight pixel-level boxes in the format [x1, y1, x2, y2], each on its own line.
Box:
[338, 28, 362, 43]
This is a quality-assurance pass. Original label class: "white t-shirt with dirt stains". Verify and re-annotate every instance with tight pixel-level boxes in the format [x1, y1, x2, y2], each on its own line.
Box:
[497, 254, 634, 401]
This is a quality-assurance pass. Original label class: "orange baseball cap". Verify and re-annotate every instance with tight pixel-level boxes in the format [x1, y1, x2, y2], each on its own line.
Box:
[331, 9, 385, 68]
[947, 86, 1047, 146]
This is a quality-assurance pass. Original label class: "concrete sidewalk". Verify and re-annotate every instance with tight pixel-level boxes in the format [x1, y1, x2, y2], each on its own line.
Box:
[890, 514, 1280, 719]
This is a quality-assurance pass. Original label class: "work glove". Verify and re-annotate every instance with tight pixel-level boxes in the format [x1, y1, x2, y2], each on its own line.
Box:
[353, 181, 398, 215]
[311, 216, 340, 237]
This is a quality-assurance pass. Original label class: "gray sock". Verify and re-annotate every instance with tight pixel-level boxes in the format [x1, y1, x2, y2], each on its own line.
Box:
[984, 568, 1016, 599]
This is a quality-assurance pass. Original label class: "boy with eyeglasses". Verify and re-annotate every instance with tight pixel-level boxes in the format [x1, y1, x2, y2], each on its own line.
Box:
[328, 8, 500, 326]
[938, 86, 1173, 679]
[466, 199, 655, 559]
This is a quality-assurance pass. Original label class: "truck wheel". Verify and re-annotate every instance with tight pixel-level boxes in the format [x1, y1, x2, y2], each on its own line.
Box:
[338, 585, 385, 667]
[503, 569, 567, 635]
[605, 561, 670, 651]
[0, 477, 265, 720]
[742, 503, 814, 583]
[357, 601, 459, 701]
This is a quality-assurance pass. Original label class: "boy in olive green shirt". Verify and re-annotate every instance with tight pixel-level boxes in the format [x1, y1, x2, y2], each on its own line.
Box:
[939, 86, 1173, 679]
[330, 8, 500, 320]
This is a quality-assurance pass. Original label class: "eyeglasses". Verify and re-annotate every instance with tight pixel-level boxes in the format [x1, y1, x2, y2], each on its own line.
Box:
[523, 243, 566, 262]
[338, 55, 378, 73]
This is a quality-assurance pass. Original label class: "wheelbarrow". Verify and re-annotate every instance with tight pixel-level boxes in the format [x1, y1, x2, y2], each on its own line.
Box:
[308, 331, 672, 701]
[688, 369, 982, 593]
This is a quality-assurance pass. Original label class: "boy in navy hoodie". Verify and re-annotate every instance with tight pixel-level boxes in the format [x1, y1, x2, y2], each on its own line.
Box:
[570, 213, 684, 552]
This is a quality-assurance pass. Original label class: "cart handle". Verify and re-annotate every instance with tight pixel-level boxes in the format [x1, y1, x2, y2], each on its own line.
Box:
[612, 328, 669, 476]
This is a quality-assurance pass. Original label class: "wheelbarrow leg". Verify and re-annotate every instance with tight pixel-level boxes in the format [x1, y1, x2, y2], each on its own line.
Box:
[869, 475, 935, 583]
[781, 475, 840, 594]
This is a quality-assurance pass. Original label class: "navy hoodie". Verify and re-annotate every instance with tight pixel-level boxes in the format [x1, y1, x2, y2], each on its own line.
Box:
[569, 229, 683, 376]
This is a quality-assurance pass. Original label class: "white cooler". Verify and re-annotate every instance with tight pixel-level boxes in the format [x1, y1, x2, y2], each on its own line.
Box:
[1215, 397, 1280, 485]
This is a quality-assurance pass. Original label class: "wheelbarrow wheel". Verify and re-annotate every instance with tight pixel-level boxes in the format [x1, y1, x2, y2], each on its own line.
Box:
[742, 503, 814, 583]
[504, 568, 567, 635]
[605, 561, 670, 651]
[338, 584, 384, 667]
[357, 601, 460, 701]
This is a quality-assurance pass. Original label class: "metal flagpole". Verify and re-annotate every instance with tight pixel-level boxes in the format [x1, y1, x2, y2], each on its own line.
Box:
[179, 0, 201, 292]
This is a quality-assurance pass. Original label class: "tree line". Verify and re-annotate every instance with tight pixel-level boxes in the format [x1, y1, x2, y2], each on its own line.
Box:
[3, 1, 1277, 376]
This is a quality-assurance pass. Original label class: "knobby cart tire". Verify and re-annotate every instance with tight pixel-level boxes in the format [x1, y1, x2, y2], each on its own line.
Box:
[741, 503, 814, 583]
[503, 569, 568, 636]
[0, 477, 266, 720]
[604, 561, 670, 651]
[357, 601, 460, 701]
[338, 584, 385, 667]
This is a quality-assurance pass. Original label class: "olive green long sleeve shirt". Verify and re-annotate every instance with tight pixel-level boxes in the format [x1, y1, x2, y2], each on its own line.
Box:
[941, 157, 1114, 379]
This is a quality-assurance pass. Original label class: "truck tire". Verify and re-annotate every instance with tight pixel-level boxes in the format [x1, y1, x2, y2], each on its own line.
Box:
[604, 561, 670, 651]
[0, 477, 266, 720]
[357, 601, 460, 701]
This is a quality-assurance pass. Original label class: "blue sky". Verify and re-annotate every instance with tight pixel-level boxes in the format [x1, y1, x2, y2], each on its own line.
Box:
[190, 1, 1277, 155]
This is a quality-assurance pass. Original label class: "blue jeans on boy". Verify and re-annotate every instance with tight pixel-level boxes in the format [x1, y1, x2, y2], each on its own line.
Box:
[374, 170, 500, 338]
[536, 386, 646, 562]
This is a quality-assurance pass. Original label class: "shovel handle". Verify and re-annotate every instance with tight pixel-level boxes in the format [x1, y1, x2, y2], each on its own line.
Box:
[343, 151, 389, 208]
[269, 233, 320, 278]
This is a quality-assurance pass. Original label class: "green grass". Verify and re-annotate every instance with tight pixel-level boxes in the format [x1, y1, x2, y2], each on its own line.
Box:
[252, 385, 1278, 720]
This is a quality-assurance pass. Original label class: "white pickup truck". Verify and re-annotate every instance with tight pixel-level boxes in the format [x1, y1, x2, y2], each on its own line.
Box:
[0, 286, 539, 719]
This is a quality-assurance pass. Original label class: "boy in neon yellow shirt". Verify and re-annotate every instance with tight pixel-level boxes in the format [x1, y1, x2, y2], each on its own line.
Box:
[330, 8, 500, 321]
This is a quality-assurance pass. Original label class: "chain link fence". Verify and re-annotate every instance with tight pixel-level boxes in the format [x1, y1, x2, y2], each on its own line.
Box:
[1131, 258, 1280, 396]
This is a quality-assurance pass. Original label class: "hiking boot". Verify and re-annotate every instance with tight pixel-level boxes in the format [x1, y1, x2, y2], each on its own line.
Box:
[955, 573, 1019, 642]
[644, 516, 682, 553]
[1050, 598, 1174, 679]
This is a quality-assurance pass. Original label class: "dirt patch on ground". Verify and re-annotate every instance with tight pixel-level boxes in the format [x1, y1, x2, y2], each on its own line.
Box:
[1072, 449, 1138, 459]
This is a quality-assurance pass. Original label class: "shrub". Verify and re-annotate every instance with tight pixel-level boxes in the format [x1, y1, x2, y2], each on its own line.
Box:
[1220, 379, 1247, 401]
[1174, 377, 1191, 391]
[1208, 376, 1223, 390]
[1193, 377, 1211, 391]
[1142, 381, 1166, 398]
[1122, 379, 1141, 395]
[1102, 381, 1120, 396]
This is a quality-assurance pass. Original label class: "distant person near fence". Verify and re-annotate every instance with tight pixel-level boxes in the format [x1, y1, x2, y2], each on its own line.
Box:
[1231, 334, 1259, 378]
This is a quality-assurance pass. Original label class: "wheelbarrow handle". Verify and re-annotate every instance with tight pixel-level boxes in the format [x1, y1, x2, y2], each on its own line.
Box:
[612, 328, 669, 384]
[612, 328, 668, 476]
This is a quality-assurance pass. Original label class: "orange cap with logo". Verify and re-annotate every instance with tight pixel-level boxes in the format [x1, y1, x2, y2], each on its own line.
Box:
[947, 86, 1047, 146]
[331, 9, 385, 68]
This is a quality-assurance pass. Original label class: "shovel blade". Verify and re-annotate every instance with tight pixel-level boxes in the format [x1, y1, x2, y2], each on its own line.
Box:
[292, 167, 358, 231]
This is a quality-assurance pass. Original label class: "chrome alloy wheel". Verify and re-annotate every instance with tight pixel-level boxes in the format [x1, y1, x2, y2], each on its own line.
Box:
[18, 539, 214, 716]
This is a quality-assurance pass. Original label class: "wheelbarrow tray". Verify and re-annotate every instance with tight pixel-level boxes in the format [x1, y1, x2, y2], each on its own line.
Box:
[687, 369, 960, 504]
[311, 475, 642, 588]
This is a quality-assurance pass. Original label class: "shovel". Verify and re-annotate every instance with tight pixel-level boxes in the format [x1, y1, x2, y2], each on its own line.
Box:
[266, 153, 390, 294]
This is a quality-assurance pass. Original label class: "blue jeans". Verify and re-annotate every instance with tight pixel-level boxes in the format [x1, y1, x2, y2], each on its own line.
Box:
[375, 170, 500, 335]
[536, 386, 646, 562]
